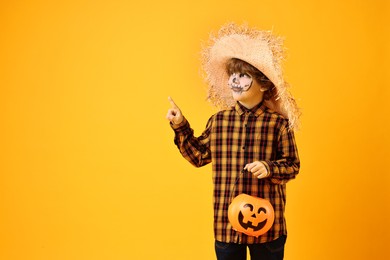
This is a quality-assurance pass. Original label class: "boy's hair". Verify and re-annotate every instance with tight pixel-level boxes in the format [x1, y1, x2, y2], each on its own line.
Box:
[225, 58, 275, 100]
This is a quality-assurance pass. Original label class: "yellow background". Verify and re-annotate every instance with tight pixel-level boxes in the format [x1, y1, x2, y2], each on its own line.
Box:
[1, 0, 389, 259]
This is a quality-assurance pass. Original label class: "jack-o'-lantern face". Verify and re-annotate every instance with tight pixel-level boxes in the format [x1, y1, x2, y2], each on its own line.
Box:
[228, 194, 274, 237]
[238, 203, 268, 231]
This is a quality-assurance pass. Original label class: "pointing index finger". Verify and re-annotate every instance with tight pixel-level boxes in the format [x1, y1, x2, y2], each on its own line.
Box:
[168, 96, 179, 109]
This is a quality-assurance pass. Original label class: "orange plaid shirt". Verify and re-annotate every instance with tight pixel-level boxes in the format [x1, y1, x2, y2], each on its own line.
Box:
[171, 102, 300, 244]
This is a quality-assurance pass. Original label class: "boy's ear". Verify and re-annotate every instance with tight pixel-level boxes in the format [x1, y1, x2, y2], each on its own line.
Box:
[259, 80, 273, 92]
[260, 85, 270, 92]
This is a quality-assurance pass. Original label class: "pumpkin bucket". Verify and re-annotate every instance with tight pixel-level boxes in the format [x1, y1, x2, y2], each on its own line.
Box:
[228, 193, 274, 237]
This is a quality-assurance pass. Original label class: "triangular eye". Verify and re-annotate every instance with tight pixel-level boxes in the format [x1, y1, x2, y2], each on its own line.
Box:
[258, 207, 266, 214]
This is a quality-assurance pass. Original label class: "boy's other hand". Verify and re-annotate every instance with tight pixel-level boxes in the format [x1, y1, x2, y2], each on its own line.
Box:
[244, 161, 270, 179]
[166, 96, 184, 125]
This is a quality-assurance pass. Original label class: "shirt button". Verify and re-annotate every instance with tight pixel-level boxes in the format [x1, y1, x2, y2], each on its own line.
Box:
[242, 146, 245, 150]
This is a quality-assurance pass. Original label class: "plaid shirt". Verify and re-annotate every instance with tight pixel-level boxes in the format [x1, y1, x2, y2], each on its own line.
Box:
[171, 101, 300, 244]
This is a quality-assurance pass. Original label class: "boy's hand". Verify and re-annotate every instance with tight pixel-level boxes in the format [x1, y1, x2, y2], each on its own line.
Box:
[244, 161, 270, 179]
[166, 96, 184, 125]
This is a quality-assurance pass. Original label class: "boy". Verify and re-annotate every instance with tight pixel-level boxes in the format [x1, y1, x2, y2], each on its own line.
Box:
[166, 23, 300, 260]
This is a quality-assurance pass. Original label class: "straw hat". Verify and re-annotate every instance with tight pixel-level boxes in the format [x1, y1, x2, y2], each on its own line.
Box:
[201, 23, 300, 130]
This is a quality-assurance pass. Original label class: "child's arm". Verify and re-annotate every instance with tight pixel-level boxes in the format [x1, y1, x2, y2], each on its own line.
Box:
[167, 97, 212, 168]
[262, 125, 300, 185]
[245, 123, 300, 185]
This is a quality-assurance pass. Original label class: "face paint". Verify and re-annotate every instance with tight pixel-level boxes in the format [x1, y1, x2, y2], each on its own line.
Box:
[228, 73, 253, 93]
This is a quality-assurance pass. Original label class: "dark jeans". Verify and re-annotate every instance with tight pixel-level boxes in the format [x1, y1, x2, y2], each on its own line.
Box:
[215, 235, 286, 260]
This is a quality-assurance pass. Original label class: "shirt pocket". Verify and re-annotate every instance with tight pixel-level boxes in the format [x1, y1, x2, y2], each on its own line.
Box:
[253, 133, 273, 160]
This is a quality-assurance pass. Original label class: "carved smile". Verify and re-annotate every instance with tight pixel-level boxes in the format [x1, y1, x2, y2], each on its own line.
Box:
[238, 211, 267, 231]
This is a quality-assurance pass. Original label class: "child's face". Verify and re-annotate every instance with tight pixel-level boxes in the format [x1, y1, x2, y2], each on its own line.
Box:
[228, 72, 264, 106]
[228, 72, 253, 93]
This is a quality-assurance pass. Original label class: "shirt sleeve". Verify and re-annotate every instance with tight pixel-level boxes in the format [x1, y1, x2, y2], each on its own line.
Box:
[262, 123, 300, 185]
[171, 116, 213, 168]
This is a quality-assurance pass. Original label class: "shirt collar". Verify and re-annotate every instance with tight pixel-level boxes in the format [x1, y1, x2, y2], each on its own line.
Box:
[235, 101, 267, 117]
